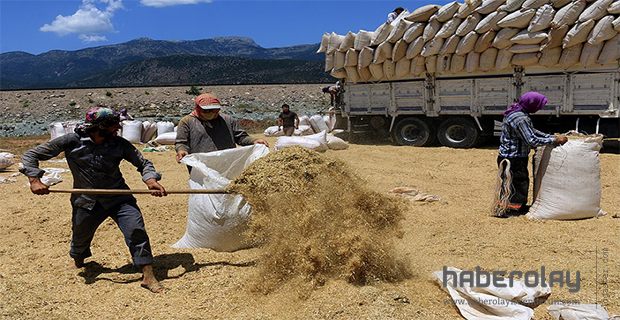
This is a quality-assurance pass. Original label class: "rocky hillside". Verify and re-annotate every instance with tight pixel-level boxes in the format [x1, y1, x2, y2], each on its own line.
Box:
[0, 84, 336, 137]
[0, 37, 324, 89]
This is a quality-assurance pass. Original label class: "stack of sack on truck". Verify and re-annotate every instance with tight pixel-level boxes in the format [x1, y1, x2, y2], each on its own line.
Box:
[318, 0, 620, 82]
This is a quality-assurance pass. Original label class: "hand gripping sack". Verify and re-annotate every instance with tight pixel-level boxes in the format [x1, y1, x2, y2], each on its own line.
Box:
[173, 145, 270, 251]
[527, 135, 606, 220]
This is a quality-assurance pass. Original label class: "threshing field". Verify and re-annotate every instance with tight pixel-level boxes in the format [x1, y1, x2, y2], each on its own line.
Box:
[0, 135, 618, 319]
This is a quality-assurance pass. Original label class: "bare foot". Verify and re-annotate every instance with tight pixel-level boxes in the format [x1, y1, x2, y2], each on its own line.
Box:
[141, 279, 165, 293]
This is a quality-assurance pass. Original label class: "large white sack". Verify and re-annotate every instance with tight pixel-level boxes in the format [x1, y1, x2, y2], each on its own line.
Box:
[421, 37, 444, 57]
[156, 121, 175, 136]
[495, 50, 514, 69]
[294, 124, 314, 136]
[64, 120, 80, 135]
[298, 115, 311, 126]
[405, 4, 440, 22]
[406, 37, 425, 59]
[49, 122, 66, 140]
[263, 125, 283, 137]
[403, 23, 426, 42]
[383, 59, 396, 79]
[326, 134, 349, 150]
[563, 20, 595, 48]
[523, 0, 548, 9]
[436, 2, 460, 22]
[323, 113, 336, 132]
[456, 14, 481, 37]
[317, 33, 329, 53]
[412, 56, 428, 75]
[474, 31, 496, 52]
[345, 66, 360, 83]
[609, 0, 620, 13]
[539, 47, 563, 66]
[142, 122, 158, 143]
[392, 40, 409, 61]
[344, 48, 358, 67]
[330, 68, 347, 79]
[476, 0, 504, 14]
[587, 15, 617, 45]
[547, 304, 610, 320]
[441, 35, 461, 54]
[509, 44, 543, 53]
[497, 9, 536, 29]
[423, 18, 443, 42]
[528, 4, 555, 32]
[493, 28, 521, 49]
[436, 17, 462, 39]
[153, 131, 176, 145]
[557, 43, 583, 67]
[476, 11, 507, 33]
[338, 31, 356, 52]
[121, 120, 142, 144]
[374, 42, 392, 64]
[499, 0, 527, 12]
[425, 55, 438, 73]
[357, 66, 372, 81]
[614, 16, 620, 32]
[456, 0, 481, 18]
[479, 48, 498, 70]
[456, 31, 479, 55]
[334, 51, 346, 69]
[371, 23, 393, 46]
[451, 54, 467, 72]
[436, 54, 452, 73]
[511, 30, 548, 44]
[551, 0, 572, 8]
[579, 0, 613, 22]
[579, 43, 604, 67]
[433, 267, 551, 320]
[395, 58, 412, 77]
[327, 32, 345, 54]
[275, 131, 328, 152]
[465, 52, 480, 72]
[354, 30, 373, 50]
[597, 34, 620, 63]
[174, 145, 270, 251]
[309, 114, 329, 133]
[543, 25, 570, 49]
[511, 52, 541, 66]
[358, 47, 374, 68]
[0, 152, 15, 170]
[324, 53, 334, 72]
[387, 19, 413, 43]
[551, 0, 587, 28]
[369, 63, 384, 79]
[527, 135, 606, 220]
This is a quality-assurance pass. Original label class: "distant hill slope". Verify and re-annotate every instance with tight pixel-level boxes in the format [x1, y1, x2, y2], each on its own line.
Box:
[0, 37, 325, 89]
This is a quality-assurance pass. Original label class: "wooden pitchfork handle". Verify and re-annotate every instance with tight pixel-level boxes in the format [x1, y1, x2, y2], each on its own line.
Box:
[48, 188, 229, 195]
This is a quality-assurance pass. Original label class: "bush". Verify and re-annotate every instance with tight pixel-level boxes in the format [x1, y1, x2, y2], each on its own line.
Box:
[69, 101, 76, 106]
[105, 91, 113, 97]
[185, 85, 202, 96]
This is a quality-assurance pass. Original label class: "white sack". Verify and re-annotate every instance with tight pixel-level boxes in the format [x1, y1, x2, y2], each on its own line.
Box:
[579, 42, 604, 66]
[323, 114, 336, 132]
[406, 37, 425, 59]
[327, 32, 345, 54]
[476, 0, 504, 14]
[121, 120, 142, 144]
[405, 4, 441, 22]
[345, 66, 360, 83]
[597, 34, 620, 63]
[548, 304, 610, 320]
[40, 167, 69, 186]
[354, 30, 373, 50]
[371, 23, 393, 46]
[497, 9, 536, 29]
[528, 5, 555, 32]
[579, 0, 613, 22]
[395, 59, 412, 77]
[383, 59, 396, 79]
[157, 121, 175, 136]
[49, 122, 66, 140]
[294, 124, 314, 136]
[523, 0, 548, 9]
[358, 47, 374, 68]
[499, 0, 527, 12]
[456, 31, 479, 55]
[403, 23, 426, 42]
[387, 19, 413, 43]
[511, 30, 548, 44]
[474, 31, 496, 52]
[563, 20, 595, 48]
[174, 145, 270, 251]
[275, 131, 328, 152]
[551, 0, 587, 28]
[338, 31, 356, 52]
[436, 17, 462, 39]
[456, 13, 481, 36]
[423, 18, 443, 42]
[441, 35, 461, 54]
[309, 114, 329, 133]
[263, 125, 283, 137]
[493, 28, 521, 49]
[326, 134, 349, 150]
[476, 11, 508, 33]
[298, 115, 311, 126]
[437, 2, 460, 22]
[527, 135, 606, 220]
[495, 50, 514, 69]
[0, 152, 15, 170]
[609, 0, 620, 13]
[142, 122, 158, 143]
[344, 48, 358, 67]
[433, 267, 551, 320]
[587, 15, 617, 45]
[153, 131, 177, 145]
[317, 33, 329, 53]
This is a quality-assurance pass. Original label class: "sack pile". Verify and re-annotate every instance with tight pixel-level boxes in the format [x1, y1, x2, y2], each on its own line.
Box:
[275, 130, 349, 152]
[263, 114, 337, 137]
[318, 0, 620, 82]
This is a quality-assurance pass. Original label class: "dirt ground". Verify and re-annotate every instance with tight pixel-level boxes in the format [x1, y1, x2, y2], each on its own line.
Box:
[0, 135, 618, 320]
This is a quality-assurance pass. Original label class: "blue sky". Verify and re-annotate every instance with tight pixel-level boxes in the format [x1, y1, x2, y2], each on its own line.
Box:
[0, 0, 435, 55]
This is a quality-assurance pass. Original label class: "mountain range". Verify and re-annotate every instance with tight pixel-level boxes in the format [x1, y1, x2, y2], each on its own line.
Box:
[0, 37, 330, 89]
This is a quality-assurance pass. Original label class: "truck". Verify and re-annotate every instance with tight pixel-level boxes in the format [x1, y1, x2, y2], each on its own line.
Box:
[338, 67, 620, 148]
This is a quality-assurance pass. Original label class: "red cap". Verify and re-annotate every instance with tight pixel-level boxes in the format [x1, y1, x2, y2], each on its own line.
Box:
[195, 93, 222, 110]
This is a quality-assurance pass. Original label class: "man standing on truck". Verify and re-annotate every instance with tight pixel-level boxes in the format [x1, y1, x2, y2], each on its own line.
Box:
[387, 7, 405, 23]
[277, 103, 299, 136]
[322, 81, 342, 107]
[494, 92, 568, 218]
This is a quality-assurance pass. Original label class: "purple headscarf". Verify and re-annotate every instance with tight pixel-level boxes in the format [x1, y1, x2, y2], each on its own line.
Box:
[504, 92, 548, 116]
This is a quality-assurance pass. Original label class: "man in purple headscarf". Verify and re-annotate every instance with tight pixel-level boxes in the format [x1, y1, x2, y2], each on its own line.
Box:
[494, 92, 567, 218]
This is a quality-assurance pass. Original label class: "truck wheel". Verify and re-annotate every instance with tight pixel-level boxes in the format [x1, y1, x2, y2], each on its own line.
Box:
[392, 118, 435, 147]
[437, 118, 480, 148]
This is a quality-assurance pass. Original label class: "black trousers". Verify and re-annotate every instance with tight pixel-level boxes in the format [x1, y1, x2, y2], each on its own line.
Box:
[497, 156, 529, 208]
[70, 201, 154, 266]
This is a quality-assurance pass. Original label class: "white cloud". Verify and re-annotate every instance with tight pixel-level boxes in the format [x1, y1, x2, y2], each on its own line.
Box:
[140, 0, 212, 8]
[79, 34, 108, 42]
[40, 0, 123, 42]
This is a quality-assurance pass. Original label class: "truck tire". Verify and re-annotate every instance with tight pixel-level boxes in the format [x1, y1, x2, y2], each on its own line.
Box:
[437, 118, 480, 148]
[392, 117, 436, 147]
